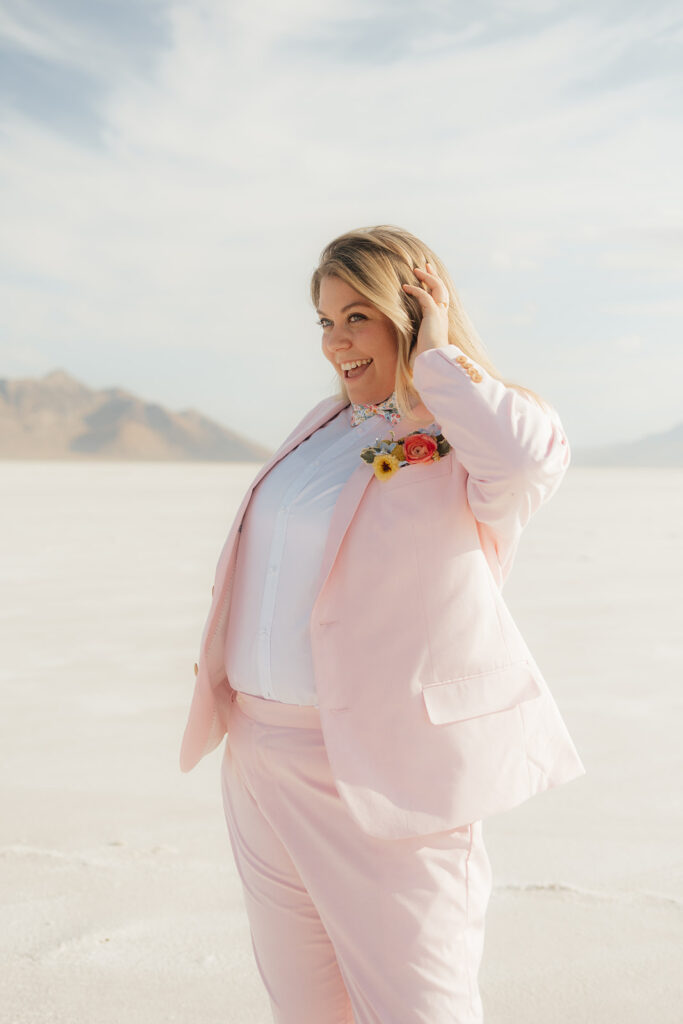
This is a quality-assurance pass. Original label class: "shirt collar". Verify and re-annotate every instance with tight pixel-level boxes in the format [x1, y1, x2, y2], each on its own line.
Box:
[349, 392, 401, 428]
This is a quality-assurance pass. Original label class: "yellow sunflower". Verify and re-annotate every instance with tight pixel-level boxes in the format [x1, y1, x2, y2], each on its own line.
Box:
[373, 452, 400, 480]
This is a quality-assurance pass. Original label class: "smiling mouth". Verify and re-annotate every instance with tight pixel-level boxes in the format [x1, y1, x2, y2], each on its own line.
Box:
[341, 358, 373, 379]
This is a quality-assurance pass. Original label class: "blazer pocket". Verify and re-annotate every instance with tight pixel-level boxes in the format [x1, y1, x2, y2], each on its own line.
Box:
[383, 453, 453, 489]
[421, 661, 542, 725]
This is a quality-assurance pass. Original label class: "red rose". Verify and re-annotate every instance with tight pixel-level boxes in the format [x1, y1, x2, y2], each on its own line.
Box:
[403, 433, 438, 464]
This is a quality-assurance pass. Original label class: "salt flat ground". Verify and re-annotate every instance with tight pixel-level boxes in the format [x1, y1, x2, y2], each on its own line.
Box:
[1, 461, 681, 1024]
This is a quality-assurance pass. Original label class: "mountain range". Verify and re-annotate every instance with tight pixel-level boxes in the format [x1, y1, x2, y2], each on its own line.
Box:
[571, 421, 683, 467]
[0, 370, 271, 461]
[0, 369, 680, 465]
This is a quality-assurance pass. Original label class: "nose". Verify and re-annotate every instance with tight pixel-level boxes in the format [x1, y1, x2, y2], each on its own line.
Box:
[324, 322, 352, 354]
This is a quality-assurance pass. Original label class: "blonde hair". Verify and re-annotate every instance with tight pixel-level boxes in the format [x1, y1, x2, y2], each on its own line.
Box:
[310, 224, 549, 415]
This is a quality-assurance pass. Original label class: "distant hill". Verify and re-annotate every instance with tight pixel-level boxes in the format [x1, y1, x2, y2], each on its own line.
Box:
[2, 369, 679, 467]
[0, 369, 272, 461]
[573, 421, 683, 467]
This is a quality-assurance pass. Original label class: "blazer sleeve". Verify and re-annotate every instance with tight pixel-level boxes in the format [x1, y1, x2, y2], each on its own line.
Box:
[412, 345, 571, 569]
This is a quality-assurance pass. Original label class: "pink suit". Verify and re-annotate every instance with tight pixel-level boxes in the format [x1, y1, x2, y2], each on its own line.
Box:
[180, 344, 586, 1022]
[180, 344, 585, 837]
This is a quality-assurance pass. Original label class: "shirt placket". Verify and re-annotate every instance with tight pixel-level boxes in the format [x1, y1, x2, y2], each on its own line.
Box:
[255, 431, 350, 700]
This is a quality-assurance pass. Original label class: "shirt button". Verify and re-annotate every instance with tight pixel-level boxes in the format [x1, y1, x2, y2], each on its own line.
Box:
[268, 565, 277, 574]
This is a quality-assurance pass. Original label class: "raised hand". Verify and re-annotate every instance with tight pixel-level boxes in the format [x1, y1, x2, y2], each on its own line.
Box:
[402, 261, 450, 361]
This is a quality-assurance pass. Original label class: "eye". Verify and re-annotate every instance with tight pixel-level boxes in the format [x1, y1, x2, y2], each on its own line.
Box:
[316, 312, 367, 328]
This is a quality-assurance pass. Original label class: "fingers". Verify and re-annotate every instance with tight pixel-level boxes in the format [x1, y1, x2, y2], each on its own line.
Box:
[414, 262, 444, 290]
[402, 262, 448, 308]
[402, 281, 426, 302]
[417, 261, 437, 281]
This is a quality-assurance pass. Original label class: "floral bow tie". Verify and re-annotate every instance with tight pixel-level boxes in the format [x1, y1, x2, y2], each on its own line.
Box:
[349, 393, 401, 428]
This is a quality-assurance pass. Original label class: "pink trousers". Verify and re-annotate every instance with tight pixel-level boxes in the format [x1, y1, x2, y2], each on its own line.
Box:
[220, 690, 493, 1024]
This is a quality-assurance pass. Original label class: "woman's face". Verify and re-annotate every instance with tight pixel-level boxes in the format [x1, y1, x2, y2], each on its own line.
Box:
[317, 275, 399, 406]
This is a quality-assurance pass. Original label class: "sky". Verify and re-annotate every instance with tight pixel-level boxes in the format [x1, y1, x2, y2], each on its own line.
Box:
[1, 0, 681, 450]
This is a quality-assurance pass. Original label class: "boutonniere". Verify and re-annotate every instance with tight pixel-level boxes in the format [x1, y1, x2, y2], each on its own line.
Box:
[360, 429, 452, 481]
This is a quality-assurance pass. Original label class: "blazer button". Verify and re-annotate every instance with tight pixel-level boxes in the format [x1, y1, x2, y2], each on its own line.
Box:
[194, 662, 199, 676]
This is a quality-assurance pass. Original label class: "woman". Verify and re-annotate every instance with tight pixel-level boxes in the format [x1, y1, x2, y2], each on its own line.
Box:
[180, 225, 585, 1023]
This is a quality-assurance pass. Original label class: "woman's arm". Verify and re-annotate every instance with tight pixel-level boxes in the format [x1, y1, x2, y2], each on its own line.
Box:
[412, 345, 571, 543]
[403, 263, 570, 563]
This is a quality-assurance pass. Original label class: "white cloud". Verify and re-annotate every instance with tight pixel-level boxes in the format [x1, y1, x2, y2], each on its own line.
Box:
[600, 299, 683, 317]
[0, 0, 162, 80]
[613, 333, 643, 352]
[0, 0, 681, 446]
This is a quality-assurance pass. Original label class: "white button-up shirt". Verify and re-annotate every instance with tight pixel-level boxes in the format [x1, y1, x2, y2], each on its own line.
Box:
[223, 406, 388, 706]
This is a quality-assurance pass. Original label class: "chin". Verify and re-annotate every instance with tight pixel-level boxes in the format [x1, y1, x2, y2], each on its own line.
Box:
[350, 389, 391, 406]
[345, 377, 374, 400]
[347, 387, 372, 404]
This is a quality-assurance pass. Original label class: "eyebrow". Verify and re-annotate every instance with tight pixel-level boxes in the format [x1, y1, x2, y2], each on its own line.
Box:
[316, 301, 374, 316]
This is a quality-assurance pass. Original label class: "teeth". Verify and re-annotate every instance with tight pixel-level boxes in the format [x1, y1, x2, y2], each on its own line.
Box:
[341, 358, 372, 371]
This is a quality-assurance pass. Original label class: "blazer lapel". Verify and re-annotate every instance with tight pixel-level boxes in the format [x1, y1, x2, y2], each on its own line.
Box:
[249, 396, 350, 496]
[205, 395, 350, 639]
[314, 410, 417, 594]
[213, 403, 426, 644]
[228, 396, 349, 538]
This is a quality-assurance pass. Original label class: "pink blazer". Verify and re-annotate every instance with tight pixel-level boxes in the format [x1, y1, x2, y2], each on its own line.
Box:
[179, 345, 585, 839]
